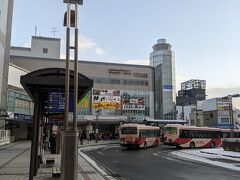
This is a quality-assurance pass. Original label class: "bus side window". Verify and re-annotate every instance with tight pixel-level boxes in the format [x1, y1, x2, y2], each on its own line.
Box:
[180, 130, 189, 138]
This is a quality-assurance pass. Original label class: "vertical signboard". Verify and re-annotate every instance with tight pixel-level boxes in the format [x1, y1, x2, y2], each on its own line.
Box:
[217, 97, 230, 123]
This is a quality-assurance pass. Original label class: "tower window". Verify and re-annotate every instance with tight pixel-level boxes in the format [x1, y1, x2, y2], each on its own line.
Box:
[43, 48, 48, 53]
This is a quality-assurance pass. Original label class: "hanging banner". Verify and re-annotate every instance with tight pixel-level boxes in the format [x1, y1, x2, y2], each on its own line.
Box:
[92, 89, 121, 109]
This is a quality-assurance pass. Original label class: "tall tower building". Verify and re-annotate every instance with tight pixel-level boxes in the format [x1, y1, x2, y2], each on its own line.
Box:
[0, 0, 14, 129]
[150, 39, 176, 119]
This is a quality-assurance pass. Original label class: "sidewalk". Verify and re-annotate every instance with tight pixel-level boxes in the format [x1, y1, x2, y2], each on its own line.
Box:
[171, 147, 240, 172]
[0, 141, 31, 180]
[0, 140, 119, 180]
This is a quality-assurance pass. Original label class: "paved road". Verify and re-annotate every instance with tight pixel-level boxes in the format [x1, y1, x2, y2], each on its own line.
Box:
[85, 144, 240, 180]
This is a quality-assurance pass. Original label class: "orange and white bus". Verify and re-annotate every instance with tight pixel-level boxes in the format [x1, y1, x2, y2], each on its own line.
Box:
[163, 124, 221, 148]
[120, 123, 160, 149]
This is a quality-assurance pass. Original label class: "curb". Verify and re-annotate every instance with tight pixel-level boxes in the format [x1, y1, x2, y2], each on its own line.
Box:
[200, 150, 240, 159]
[78, 143, 119, 180]
[79, 141, 119, 148]
[200, 151, 218, 155]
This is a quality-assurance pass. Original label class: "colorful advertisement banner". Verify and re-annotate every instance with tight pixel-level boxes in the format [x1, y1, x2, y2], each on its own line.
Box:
[78, 94, 90, 109]
[122, 97, 145, 110]
[217, 97, 230, 116]
[92, 89, 121, 109]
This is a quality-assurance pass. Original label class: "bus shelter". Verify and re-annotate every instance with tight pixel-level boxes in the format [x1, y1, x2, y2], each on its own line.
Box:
[20, 68, 93, 180]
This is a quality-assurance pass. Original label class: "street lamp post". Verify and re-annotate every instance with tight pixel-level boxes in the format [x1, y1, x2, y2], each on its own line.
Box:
[228, 94, 240, 138]
[95, 109, 100, 143]
[181, 90, 184, 120]
[61, 1, 83, 180]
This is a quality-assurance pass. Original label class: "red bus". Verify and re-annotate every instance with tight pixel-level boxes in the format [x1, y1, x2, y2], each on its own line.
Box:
[120, 123, 160, 149]
[164, 124, 221, 148]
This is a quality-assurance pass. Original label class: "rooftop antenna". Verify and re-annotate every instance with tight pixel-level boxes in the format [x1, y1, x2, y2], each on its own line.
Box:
[52, 27, 59, 37]
[34, 26, 37, 36]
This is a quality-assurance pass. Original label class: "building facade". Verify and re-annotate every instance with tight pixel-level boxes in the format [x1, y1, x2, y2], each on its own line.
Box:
[10, 36, 179, 136]
[6, 63, 33, 141]
[188, 97, 240, 129]
[150, 39, 176, 119]
[0, 0, 14, 129]
[176, 79, 206, 106]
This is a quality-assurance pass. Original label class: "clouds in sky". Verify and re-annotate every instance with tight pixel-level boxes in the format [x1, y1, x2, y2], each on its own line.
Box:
[78, 35, 108, 55]
[60, 34, 108, 59]
[122, 59, 149, 65]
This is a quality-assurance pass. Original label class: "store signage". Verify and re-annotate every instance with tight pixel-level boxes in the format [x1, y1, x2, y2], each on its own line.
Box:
[217, 97, 230, 117]
[134, 73, 148, 78]
[163, 85, 172, 92]
[108, 69, 131, 75]
[217, 97, 230, 111]
[14, 113, 33, 122]
[122, 97, 145, 110]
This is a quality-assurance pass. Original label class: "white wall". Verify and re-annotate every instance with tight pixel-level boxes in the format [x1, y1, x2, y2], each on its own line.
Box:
[176, 105, 193, 121]
[31, 37, 60, 59]
[8, 64, 28, 88]
[10, 47, 31, 57]
[203, 98, 217, 111]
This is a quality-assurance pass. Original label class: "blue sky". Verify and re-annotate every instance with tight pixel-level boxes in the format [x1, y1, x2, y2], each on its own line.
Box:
[11, 0, 240, 98]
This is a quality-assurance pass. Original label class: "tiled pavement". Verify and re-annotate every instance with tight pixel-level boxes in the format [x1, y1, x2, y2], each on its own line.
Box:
[0, 140, 118, 180]
[0, 142, 31, 180]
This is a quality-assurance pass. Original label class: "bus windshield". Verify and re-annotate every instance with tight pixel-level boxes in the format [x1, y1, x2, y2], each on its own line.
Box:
[121, 127, 137, 134]
[164, 127, 177, 134]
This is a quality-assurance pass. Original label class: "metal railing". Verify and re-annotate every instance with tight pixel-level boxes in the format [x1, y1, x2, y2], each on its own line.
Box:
[0, 130, 10, 146]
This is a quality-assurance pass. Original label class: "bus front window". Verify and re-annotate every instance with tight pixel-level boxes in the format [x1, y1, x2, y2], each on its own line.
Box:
[121, 127, 137, 134]
[164, 127, 177, 135]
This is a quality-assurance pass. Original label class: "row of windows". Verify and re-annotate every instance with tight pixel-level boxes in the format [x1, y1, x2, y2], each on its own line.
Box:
[221, 132, 240, 138]
[93, 78, 149, 86]
[7, 90, 34, 115]
[180, 130, 220, 138]
[139, 129, 160, 138]
[121, 127, 137, 134]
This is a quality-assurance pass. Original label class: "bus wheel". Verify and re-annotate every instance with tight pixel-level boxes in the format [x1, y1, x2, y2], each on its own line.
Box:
[190, 142, 195, 149]
[210, 142, 215, 148]
[144, 142, 147, 149]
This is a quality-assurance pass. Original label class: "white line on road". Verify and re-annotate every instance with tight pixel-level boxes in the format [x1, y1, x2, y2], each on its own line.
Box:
[78, 149, 117, 180]
[97, 151, 104, 155]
